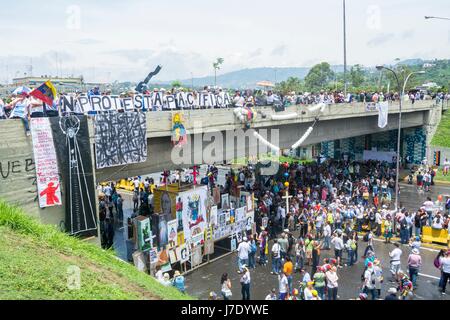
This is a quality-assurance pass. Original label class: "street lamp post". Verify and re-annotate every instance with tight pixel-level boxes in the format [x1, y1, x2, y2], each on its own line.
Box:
[343, 0, 348, 97]
[376, 66, 425, 233]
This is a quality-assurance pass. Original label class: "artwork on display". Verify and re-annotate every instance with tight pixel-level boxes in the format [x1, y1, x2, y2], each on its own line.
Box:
[50, 115, 97, 237]
[179, 186, 208, 242]
[160, 262, 172, 273]
[158, 213, 170, 249]
[167, 219, 178, 248]
[236, 207, 246, 222]
[209, 205, 218, 227]
[204, 226, 212, 241]
[213, 187, 221, 205]
[171, 112, 187, 147]
[149, 248, 158, 265]
[61, 91, 233, 113]
[168, 249, 178, 264]
[191, 232, 204, 246]
[190, 246, 203, 267]
[236, 231, 243, 243]
[230, 238, 237, 251]
[240, 195, 247, 208]
[94, 112, 147, 169]
[160, 192, 172, 216]
[252, 222, 257, 235]
[204, 239, 214, 255]
[30, 118, 62, 208]
[221, 193, 230, 210]
[246, 194, 254, 212]
[262, 217, 269, 229]
[176, 196, 184, 232]
[225, 210, 231, 223]
[218, 212, 226, 226]
[137, 217, 152, 251]
[230, 209, 235, 224]
[132, 251, 147, 272]
[177, 232, 185, 246]
[245, 216, 253, 231]
[177, 244, 189, 264]
[158, 249, 169, 265]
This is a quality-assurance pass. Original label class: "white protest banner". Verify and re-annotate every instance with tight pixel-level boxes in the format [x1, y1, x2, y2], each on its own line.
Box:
[61, 92, 232, 113]
[378, 101, 388, 128]
[30, 118, 62, 208]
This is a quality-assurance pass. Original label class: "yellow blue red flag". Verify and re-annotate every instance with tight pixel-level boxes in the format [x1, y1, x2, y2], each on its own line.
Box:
[29, 80, 57, 106]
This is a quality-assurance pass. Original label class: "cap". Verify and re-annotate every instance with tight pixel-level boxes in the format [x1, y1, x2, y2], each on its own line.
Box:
[388, 287, 397, 294]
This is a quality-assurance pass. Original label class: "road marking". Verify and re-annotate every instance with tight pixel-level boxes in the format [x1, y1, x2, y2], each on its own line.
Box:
[418, 273, 440, 280]
[372, 237, 440, 252]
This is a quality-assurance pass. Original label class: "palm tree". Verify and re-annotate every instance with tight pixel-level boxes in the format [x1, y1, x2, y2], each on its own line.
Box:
[212, 58, 224, 87]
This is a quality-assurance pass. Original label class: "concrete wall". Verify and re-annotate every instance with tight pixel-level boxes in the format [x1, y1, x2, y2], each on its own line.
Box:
[0, 119, 66, 228]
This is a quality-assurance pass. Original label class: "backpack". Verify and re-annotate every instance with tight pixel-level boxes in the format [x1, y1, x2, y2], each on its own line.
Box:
[434, 256, 441, 269]
[250, 242, 257, 254]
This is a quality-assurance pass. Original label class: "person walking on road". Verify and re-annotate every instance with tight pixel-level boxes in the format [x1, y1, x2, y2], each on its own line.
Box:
[407, 248, 422, 288]
[237, 237, 250, 273]
[440, 250, 450, 295]
[326, 266, 339, 300]
[220, 273, 232, 300]
[389, 243, 402, 282]
[271, 239, 281, 275]
[240, 266, 251, 300]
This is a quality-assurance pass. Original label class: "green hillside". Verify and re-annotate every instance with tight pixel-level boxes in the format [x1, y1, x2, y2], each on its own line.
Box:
[0, 200, 190, 300]
[431, 110, 450, 148]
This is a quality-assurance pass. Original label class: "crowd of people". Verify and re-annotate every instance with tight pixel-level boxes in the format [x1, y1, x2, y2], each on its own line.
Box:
[207, 159, 450, 300]
[1, 84, 447, 136]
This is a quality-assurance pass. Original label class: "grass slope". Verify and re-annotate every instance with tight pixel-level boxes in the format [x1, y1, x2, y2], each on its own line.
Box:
[0, 200, 190, 300]
[431, 110, 450, 148]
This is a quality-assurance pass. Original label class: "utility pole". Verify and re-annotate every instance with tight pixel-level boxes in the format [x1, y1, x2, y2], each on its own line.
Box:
[343, 0, 348, 96]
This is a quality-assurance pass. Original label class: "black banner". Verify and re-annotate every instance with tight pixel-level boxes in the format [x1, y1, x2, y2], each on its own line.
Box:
[94, 112, 147, 169]
[50, 115, 98, 237]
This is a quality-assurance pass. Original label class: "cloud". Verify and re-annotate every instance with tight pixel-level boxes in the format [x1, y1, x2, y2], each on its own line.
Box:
[400, 29, 415, 39]
[72, 38, 103, 45]
[366, 33, 395, 47]
[104, 49, 154, 62]
[249, 48, 263, 57]
[271, 45, 287, 56]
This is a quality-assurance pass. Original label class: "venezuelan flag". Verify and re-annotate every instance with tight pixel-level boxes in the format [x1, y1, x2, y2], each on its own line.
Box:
[29, 80, 57, 106]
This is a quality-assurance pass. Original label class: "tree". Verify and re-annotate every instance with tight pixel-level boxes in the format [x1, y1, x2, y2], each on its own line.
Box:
[304, 62, 334, 92]
[275, 77, 304, 95]
[212, 57, 224, 87]
[350, 64, 365, 87]
[171, 80, 182, 88]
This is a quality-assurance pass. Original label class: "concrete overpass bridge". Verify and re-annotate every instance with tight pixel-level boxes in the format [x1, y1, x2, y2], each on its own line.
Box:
[97, 100, 442, 181]
[0, 100, 442, 227]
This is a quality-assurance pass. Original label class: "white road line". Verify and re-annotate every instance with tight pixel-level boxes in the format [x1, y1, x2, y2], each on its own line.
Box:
[418, 273, 440, 280]
[372, 237, 440, 252]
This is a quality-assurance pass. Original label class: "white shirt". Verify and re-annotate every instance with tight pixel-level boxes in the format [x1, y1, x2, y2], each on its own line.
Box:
[389, 248, 402, 265]
[364, 268, 375, 289]
[440, 256, 450, 273]
[271, 243, 281, 258]
[331, 236, 344, 250]
[326, 271, 338, 288]
[323, 224, 331, 237]
[237, 241, 250, 260]
[303, 287, 314, 300]
[279, 274, 288, 293]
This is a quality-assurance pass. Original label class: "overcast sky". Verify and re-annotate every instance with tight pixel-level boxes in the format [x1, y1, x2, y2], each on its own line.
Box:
[1, 0, 449, 83]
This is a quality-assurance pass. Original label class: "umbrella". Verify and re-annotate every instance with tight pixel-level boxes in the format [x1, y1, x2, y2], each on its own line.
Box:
[12, 86, 31, 95]
[256, 80, 275, 88]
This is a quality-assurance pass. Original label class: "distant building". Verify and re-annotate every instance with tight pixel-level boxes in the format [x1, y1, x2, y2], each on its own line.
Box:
[12, 76, 83, 93]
